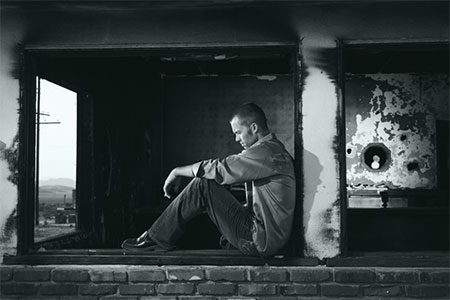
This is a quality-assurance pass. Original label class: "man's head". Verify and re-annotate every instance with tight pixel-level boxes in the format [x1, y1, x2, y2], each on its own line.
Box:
[229, 103, 269, 149]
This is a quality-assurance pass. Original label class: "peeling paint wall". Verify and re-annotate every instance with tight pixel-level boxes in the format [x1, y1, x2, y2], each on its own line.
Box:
[300, 34, 343, 258]
[346, 73, 449, 190]
[0, 158, 17, 256]
[302, 60, 340, 258]
[0, 2, 448, 259]
[0, 13, 24, 261]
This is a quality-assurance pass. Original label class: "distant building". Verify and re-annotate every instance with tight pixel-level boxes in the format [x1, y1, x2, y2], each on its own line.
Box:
[55, 206, 76, 224]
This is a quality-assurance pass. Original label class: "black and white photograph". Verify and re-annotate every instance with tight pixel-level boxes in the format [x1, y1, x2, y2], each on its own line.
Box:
[0, 0, 448, 299]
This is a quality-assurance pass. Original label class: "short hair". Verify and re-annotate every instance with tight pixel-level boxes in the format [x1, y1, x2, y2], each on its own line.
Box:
[230, 103, 268, 131]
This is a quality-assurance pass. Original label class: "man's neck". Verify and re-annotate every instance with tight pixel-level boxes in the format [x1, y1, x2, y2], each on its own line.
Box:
[256, 130, 270, 140]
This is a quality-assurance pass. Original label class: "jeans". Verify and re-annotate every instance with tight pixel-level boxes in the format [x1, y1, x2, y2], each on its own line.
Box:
[148, 178, 259, 256]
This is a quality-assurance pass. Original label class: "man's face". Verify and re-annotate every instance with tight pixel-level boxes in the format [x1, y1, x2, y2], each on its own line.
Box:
[230, 116, 258, 149]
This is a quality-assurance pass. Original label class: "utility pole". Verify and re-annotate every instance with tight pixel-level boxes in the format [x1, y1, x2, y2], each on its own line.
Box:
[35, 77, 61, 226]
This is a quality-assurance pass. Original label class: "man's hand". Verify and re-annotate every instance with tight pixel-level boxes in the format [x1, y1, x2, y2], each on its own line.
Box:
[162, 164, 197, 199]
[163, 169, 181, 199]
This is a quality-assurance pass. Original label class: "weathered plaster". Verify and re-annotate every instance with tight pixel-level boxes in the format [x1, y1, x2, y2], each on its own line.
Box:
[346, 73, 449, 190]
[302, 65, 340, 259]
[0, 13, 25, 258]
[0, 158, 17, 259]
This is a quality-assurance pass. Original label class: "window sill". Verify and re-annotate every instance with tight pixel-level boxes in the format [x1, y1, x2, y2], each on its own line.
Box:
[327, 251, 449, 267]
[2, 249, 319, 266]
[5, 250, 448, 267]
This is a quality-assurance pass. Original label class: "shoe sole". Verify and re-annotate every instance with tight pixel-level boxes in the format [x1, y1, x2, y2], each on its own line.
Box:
[121, 239, 168, 252]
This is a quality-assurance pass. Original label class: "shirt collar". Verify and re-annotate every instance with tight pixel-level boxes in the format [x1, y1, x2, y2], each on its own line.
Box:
[247, 132, 274, 149]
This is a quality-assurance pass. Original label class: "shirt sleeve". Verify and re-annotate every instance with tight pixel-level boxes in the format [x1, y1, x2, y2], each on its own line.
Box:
[194, 146, 277, 185]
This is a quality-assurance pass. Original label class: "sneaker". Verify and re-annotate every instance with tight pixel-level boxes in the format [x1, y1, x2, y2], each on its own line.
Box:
[121, 231, 163, 252]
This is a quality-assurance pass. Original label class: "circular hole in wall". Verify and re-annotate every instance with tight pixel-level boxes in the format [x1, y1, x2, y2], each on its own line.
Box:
[346, 144, 357, 158]
[361, 143, 391, 172]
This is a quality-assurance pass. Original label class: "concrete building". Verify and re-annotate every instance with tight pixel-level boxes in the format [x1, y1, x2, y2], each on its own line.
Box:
[0, 1, 448, 298]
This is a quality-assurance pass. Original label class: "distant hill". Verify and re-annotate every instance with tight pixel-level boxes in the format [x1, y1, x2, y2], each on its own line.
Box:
[39, 185, 74, 205]
[39, 178, 75, 188]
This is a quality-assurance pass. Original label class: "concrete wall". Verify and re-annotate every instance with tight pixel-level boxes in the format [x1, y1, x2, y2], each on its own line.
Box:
[0, 1, 448, 259]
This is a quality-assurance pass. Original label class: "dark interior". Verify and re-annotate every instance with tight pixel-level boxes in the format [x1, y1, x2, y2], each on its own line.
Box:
[344, 45, 450, 74]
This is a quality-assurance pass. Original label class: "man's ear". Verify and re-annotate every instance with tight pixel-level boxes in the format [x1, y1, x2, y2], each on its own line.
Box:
[250, 122, 258, 134]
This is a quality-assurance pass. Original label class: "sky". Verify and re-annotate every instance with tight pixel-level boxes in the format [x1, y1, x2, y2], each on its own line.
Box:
[38, 79, 77, 182]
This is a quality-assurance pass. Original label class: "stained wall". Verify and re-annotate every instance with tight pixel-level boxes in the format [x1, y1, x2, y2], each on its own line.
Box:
[346, 73, 449, 190]
[0, 1, 448, 260]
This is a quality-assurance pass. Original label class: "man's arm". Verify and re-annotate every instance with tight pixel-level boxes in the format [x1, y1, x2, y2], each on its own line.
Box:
[163, 164, 197, 199]
[197, 149, 281, 185]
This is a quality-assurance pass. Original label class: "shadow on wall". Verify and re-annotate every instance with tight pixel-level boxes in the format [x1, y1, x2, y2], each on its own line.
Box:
[302, 149, 322, 250]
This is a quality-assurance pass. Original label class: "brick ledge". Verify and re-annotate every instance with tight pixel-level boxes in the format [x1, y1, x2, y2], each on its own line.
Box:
[1, 265, 449, 299]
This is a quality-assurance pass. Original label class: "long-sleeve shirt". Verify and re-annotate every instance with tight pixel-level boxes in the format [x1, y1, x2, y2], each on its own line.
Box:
[192, 133, 296, 256]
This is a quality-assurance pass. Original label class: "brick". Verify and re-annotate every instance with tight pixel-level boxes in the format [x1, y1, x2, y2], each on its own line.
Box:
[282, 283, 318, 296]
[363, 285, 403, 297]
[377, 270, 417, 283]
[250, 268, 287, 282]
[0, 283, 39, 295]
[179, 297, 216, 300]
[14, 268, 51, 281]
[119, 284, 155, 295]
[0, 267, 13, 282]
[197, 283, 236, 295]
[80, 283, 117, 296]
[335, 269, 376, 283]
[129, 270, 165, 282]
[40, 283, 78, 295]
[167, 268, 204, 281]
[100, 296, 139, 300]
[238, 283, 277, 295]
[141, 297, 177, 300]
[290, 269, 331, 282]
[157, 283, 195, 295]
[406, 285, 449, 298]
[59, 297, 99, 300]
[258, 297, 299, 300]
[59, 297, 98, 300]
[420, 270, 450, 284]
[321, 284, 360, 297]
[4, 297, 98, 300]
[206, 268, 247, 281]
[52, 268, 89, 282]
[91, 270, 127, 282]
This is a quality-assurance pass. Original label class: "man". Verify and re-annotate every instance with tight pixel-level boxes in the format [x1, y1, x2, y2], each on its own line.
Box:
[122, 103, 296, 257]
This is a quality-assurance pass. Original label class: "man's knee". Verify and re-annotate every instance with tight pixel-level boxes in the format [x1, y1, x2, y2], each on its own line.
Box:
[190, 177, 219, 189]
[185, 178, 228, 201]
[189, 177, 207, 188]
[184, 177, 211, 194]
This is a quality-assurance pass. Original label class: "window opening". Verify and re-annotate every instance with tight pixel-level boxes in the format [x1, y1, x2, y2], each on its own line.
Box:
[34, 78, 77, 242]
[18, 46, 301, 259]
[344, 42, 449, 251]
